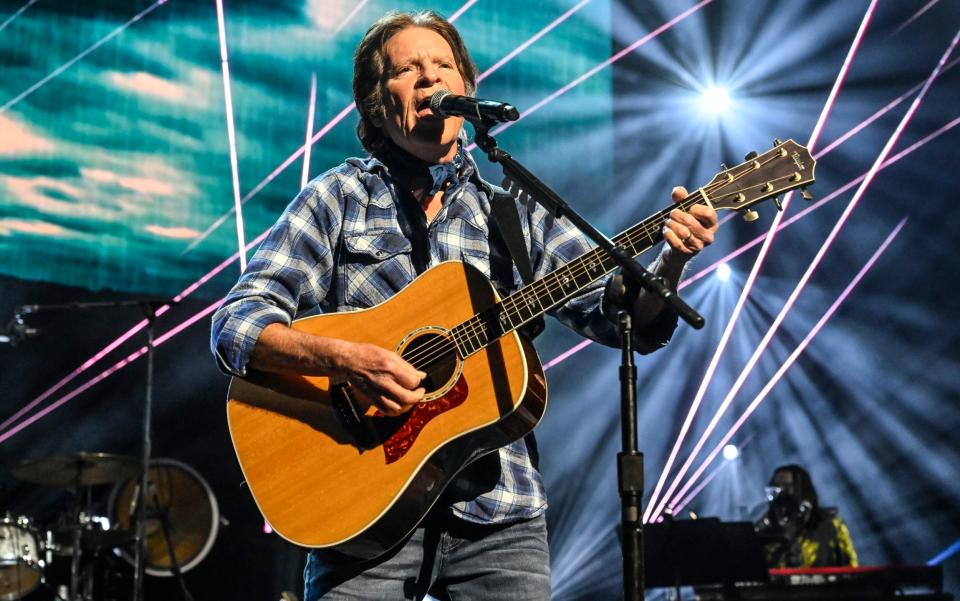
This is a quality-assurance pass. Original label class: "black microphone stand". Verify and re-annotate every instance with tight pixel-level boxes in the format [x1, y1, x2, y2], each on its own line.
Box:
[133, 301, 159, 601]
[470, 116, 704, 601]
[9, 299, 174, 601]
[151, 490, 195, 601]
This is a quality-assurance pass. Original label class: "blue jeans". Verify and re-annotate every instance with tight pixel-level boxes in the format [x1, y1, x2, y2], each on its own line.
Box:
[303, 511, 551, 600]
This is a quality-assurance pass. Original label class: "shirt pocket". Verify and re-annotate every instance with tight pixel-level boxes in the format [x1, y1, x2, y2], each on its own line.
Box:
[339, 230, 415, 308]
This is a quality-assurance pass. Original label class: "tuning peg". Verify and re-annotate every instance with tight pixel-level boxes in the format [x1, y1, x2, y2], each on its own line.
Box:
[742, 209, 759, 222]
[720, 162, 728, 171]
[744, 150, 758, 161]
[774, 138, 782, 146]
[772, 197, 783, 211]
[800, 186, 813, 201]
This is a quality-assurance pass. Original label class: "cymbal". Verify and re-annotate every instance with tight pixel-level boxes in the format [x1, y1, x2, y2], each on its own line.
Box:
[11, 452, 139, 487]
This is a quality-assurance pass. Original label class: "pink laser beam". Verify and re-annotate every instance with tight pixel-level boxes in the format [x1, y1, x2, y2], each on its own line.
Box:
[0, 0, 170, 115]
[893, 0, 942, 36]
[0, 299, 222, 444]
[0, 348, 147, 445]
[538, 112, 960, 382]
[0, 227, 269, 436]
[216, 0, 248, 272]
[333, 0, 369, 35]
[651, 29, 959, 522]
[671, 454, 731, 515]
[300, 73, 317, 190]
[0, 0, 39, 33]
[182, 0, 479, 256]
[666, 219, 908, 511]
[468, 0, 716, 151]
[671, 433, 756, 514]
[448, 0, 479, 23]
[154, 300, 222, 346]
[0, 0, 476, 436]
[301, 73, 318, 190]
[815, 56, 958, 158]
[644, 0, 879, 523]
[476, 0, 593, 84]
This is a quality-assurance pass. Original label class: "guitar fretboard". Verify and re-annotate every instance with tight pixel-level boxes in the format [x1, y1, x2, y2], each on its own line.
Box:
[443, 138, 815, 358]
[449, 195, 703, 358]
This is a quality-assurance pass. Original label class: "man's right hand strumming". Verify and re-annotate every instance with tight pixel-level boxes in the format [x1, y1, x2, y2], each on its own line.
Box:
[251, 323, 426, 417]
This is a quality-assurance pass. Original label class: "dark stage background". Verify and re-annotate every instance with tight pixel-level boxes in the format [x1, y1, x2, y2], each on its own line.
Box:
[1, 1, 958, 599]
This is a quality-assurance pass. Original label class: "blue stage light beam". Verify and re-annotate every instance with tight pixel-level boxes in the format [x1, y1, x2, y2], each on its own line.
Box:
[700, 85, 731, 114]
[646, 0, 880, 523]
[928, 538, 960, 566]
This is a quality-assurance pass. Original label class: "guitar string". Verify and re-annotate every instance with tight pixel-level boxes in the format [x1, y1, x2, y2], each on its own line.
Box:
[447, 170, 793, 355]
[489, 151, 802, 328]
[400, 161, 800, 370]
[402, 166, 798, 370]
[477, 156, 790, 335]
[404, 169, 796, 371]
[455, 164, 802, 350]
[402, 189, 713, 367]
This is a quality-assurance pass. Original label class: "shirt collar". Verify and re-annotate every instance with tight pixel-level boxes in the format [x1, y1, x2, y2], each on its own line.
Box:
[364, 129, 484, 198]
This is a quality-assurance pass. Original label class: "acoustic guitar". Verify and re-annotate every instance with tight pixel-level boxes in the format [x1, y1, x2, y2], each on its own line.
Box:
[227, 139, 815, 559]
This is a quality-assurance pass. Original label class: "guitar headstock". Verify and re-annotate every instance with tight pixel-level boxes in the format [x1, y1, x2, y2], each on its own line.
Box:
[703, 139, 815, 218]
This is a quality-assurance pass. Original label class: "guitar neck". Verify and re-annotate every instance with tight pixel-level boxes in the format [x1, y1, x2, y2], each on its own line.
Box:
[448, 138, 817, 358]
[451, 194, 703, 358]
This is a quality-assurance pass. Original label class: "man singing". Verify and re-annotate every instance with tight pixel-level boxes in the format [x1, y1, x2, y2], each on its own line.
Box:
[212, 10, 718, 600]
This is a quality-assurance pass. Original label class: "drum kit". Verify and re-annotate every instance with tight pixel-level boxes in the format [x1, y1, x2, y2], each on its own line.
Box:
[1, 453, 219, 601]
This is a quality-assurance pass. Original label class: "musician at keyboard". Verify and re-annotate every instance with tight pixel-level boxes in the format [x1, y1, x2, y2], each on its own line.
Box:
[756, 464, 859, 568]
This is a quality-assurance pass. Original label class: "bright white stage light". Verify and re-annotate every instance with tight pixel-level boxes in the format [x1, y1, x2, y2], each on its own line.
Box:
[722, 444, 739, 461]
[716, 262, 732, 282]
[701, 86, 731, 114]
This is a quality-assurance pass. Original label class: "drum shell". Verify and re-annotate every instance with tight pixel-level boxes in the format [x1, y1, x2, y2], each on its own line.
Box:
[0, 516, 41, 601]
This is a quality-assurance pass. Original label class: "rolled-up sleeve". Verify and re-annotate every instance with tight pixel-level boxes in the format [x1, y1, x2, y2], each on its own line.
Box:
[210, 172, 344, 376]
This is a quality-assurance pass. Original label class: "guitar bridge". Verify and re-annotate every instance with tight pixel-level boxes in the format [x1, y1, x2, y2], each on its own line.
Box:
[331, 382, 378, 451]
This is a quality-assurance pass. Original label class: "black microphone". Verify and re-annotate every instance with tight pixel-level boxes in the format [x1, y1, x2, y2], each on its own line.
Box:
[430, 89, 519, 123]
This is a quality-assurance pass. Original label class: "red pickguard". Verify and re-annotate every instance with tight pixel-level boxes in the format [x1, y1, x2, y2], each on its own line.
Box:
[378, 375, 469, 464]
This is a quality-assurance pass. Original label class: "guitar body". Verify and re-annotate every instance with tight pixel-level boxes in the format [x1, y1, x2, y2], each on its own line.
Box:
[226, 261, 547, 559]
[225, 138, 816, 560]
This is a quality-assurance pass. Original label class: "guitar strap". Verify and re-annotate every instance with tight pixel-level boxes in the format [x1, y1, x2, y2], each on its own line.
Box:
[394, 186, 432, 276]
[489, 188, 545, 340]
[487, 188, 545, 470]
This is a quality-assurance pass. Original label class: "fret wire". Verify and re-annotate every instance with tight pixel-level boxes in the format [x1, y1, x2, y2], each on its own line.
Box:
[455, 153, 789, 357]
[450, 327, 467, 357]
[466, 319, 483, 353]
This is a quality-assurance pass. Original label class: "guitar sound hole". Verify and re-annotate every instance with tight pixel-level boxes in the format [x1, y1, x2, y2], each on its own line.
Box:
[400, 333, 458, 396]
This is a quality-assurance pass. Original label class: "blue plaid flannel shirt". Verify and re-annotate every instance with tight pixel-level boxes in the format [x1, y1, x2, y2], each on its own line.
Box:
[211, 145, 673, 524]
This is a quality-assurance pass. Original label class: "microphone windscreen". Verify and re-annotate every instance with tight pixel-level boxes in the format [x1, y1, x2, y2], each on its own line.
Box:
[429, 89, 453, 115]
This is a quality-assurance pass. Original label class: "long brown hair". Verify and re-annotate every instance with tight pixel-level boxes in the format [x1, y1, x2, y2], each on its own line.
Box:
[352, 11, 478, 153]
